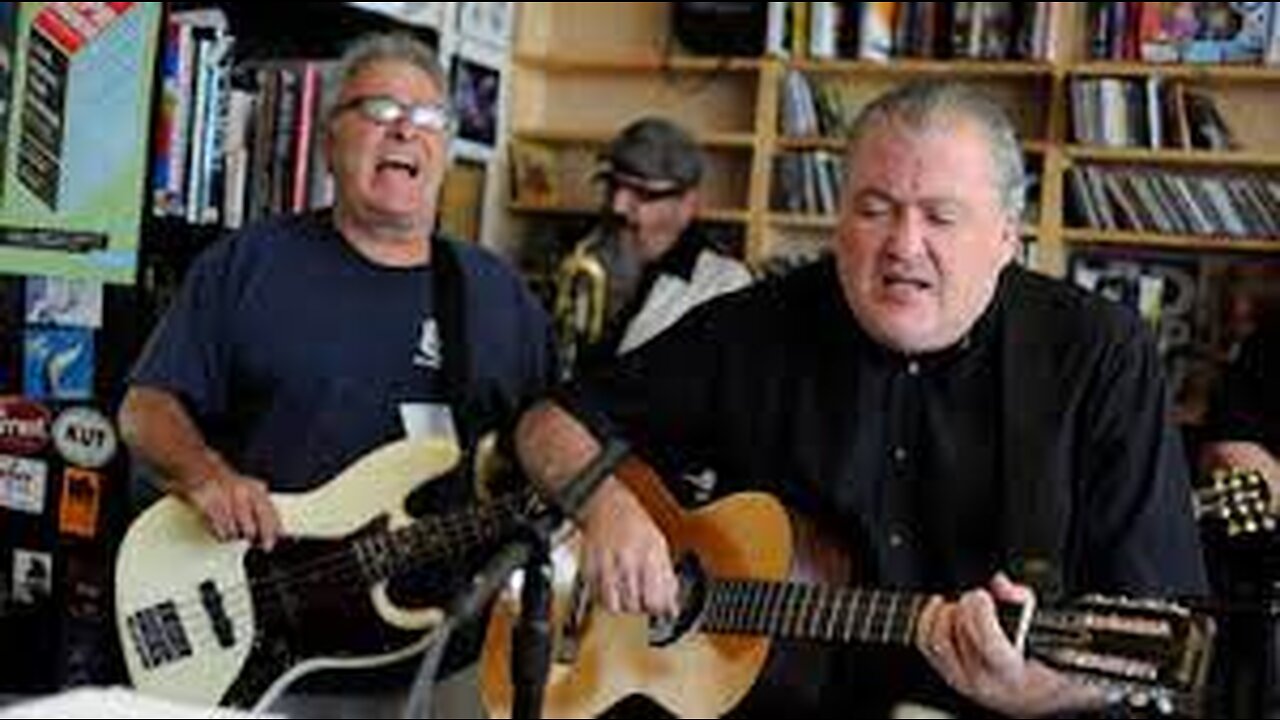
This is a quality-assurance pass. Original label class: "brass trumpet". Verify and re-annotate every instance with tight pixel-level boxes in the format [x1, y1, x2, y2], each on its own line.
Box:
[552, 237, 609, 379]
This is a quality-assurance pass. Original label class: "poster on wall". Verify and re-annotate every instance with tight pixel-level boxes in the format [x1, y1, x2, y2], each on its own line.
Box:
[0, 2, 162, 285]
[11, 548, 52, 604]
[25, 275, 103, 327]
[346, 1, 446, 29]
[451, 55, 500, 153]
[24, 326, 94, 401]
[58, 467, 101, 539]
[0, 1, 16, 206]
[458, 2, 512, 49]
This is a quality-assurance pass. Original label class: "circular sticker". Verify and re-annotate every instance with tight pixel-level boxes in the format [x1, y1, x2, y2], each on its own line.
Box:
[51, 406, 119, 469]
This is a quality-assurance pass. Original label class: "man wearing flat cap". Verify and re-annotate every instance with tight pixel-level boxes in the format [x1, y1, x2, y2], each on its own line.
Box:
[555, 116, 753, 378]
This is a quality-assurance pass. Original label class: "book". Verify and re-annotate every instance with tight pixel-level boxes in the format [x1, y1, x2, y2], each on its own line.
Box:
[0, 1, 16, 204]
[509, 141, 560, 206]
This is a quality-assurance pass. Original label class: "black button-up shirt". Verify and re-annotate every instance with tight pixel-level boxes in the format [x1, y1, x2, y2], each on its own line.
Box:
[1208, 318, 1280, 455]
[559, 259, 1208, 715]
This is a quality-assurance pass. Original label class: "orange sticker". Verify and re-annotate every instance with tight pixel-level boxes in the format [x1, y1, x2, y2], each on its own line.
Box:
[58, 468, 102, 539]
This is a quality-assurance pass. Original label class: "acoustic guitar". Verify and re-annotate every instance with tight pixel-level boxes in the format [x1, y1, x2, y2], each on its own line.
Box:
[481, 457, 1216, 718]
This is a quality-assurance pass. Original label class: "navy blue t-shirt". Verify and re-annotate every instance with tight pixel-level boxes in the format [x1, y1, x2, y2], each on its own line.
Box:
[131, 211, 554, 498]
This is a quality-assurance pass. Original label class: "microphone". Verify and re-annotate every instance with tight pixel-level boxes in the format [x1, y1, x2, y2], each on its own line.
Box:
[446, 437, 630, 622]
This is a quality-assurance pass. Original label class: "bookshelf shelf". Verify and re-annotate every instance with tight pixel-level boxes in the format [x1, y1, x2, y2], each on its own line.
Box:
[792, 58, 1054, 78]
[513, 128, 756, 150]
[769, 213, 837, 230]
[1064, 146, 1280, 170]
[1068, 62, 1280, 83]
[511, 200, 749, 225]
[777, 137, 1051, 154]
[515, 52, 762, 74]
[1063, 229, 1280, 254]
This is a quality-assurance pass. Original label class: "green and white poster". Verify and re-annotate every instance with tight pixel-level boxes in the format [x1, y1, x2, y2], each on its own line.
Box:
[0, 2, 161, 285]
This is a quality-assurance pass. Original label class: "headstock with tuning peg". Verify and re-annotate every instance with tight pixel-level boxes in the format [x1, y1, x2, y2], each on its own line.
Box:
[1195, 468, 1274, 537]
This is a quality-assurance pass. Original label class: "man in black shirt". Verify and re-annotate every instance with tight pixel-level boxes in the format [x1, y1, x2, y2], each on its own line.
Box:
[1204, 315, 1279, 489]
[516, 82, 1207, 716]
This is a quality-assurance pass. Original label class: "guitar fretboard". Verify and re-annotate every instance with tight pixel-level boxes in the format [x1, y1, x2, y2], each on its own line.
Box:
[702, 580, 927, 647]
[351, 489, 538, 582]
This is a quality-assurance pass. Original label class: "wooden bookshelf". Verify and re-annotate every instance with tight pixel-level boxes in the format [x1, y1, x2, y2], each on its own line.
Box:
[504, 2, 1280, 275]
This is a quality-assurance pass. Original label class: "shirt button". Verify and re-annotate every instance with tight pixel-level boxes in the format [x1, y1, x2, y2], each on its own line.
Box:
[892, 447, 908, 463]
[906, 361, 921, 376]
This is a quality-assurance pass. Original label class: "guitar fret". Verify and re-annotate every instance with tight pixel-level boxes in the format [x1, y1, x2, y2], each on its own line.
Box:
[841, 588, 860, 642]
[882, 593, 899, 644]
[769, 582, 787, 636]
[860, 590, 879, 643]
[777, 583, 794, 638]
[789, 584, 807, 639]
[724, 581, 741, 633]
[708, 584, 727, 631]
[823, 588, 841, 641]
[745, 581, 765, 635]
[903, 595, 924, 645]
[735, 582, 751, 633]
[808, 587, 826, 640]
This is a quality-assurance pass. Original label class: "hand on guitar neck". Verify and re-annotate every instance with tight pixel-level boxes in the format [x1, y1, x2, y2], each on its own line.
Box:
[915, 574, 1110, 717]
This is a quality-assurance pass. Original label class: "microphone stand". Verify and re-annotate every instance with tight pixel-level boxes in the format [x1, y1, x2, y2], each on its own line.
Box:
[402, 438, 630, 719]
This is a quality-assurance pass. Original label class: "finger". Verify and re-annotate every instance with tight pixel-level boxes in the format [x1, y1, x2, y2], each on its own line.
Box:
[252, 492, 281, 551]
[925, 602, 970, 692]
[201, 494, 237, 542]
[956, 590, 1021, 674]
[988, 572, 1033, 607]
[230, 486, 261, 544]
[638, 553, 678, 617]
[915, 595, 942, 651]
[595, 551, 622, 613]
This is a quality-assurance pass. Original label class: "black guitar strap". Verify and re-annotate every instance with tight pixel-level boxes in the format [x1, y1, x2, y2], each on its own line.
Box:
[429, 234, 476, 470]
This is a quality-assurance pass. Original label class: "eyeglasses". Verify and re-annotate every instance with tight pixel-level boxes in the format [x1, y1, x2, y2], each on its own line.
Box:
[604, 175, 688, 204]
[334, 95, 453, 133]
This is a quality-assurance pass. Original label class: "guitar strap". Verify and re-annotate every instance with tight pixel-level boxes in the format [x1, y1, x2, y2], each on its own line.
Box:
[429, 233, 476, 474]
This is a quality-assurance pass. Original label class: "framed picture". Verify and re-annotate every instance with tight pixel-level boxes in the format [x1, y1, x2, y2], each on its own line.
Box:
[450, 56, 501, 150]
[439, 159, 487, 243]
[346, 2, 446, 29]
[458, 2, 512, 49]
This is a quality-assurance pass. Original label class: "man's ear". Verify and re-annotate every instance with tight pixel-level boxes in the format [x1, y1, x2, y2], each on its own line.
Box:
[999, 215, 1021, 266]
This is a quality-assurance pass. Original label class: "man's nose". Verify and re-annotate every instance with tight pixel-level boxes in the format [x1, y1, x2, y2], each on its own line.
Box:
[885, 208, 926, 259]
[386, 115, 419, 140]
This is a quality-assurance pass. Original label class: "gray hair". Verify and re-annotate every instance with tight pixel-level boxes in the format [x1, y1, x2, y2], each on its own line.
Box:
[328, 32, 449, 116]
[846, 81, 1027, 222]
